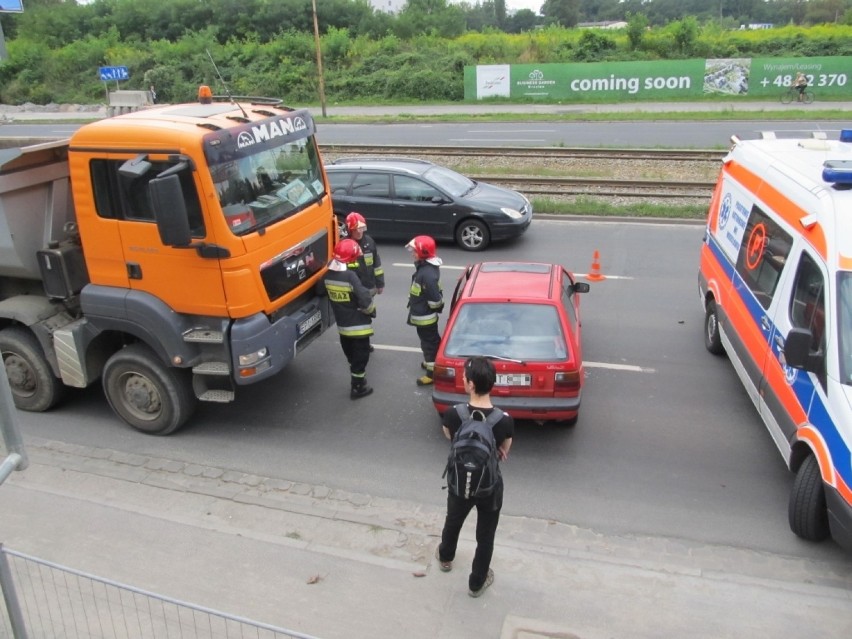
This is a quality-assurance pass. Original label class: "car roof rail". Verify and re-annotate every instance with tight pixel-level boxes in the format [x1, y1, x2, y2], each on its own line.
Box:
[330, 157, 435, 166]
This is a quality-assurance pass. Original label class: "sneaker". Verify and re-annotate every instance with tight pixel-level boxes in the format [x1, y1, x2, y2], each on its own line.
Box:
[434, 547, 452, 572]
[416, 375, 433, 386]
[420, 362, 429, 371]
[468, 569, 494, 598]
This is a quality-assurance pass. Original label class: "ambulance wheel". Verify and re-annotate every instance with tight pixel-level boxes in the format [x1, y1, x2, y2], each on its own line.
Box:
[788, 454, 830, 542]
[456, 219, 490, 251]
[103, 344, 196, 436]
[0, 326, 64, 412]
[704, 300, 724, 355]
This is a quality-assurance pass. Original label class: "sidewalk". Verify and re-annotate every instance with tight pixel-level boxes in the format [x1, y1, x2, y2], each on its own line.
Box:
[1, 99, 850, 121]
[1, 437, 851, 638]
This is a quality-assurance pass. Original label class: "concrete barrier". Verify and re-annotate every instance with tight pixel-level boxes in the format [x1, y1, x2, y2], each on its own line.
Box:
[107, 91, 155, 117]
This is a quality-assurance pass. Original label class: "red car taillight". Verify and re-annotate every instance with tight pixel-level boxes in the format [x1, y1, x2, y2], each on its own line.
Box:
[433, 365, 456, 385]
[554, 370, 581, 391]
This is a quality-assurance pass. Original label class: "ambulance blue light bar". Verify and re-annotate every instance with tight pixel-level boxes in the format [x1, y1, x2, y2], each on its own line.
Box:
[822, 130, 852, 185]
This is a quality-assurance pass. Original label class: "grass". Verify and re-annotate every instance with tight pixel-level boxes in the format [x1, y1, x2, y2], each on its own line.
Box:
[532, 197, 707, 220]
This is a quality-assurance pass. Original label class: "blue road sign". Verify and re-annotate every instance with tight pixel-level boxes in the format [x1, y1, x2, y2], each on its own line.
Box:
[98, 66, 130, 82]
[0, 1, 24, 14]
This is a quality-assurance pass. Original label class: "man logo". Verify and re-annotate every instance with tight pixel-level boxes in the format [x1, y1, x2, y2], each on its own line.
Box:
[237, 131, 256, 149]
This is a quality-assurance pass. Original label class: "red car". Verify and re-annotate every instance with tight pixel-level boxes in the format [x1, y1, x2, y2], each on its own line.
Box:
[432, 262, 590, 424]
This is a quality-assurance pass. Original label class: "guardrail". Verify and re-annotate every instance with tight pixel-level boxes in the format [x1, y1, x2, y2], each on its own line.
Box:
[0, 545, 320, 639]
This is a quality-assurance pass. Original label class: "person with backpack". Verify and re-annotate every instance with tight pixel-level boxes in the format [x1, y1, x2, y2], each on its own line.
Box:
[436, 356, 514, 598]
[406, 235, 443, 386]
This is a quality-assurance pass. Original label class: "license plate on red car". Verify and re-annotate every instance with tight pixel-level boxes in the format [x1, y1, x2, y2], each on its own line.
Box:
[496, 373, 530, 386]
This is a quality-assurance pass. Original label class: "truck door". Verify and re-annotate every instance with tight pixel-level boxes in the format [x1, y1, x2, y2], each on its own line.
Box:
[90, 157, 226, 315]
[761, 244, 827, 448]
[726, 205, 794, 407]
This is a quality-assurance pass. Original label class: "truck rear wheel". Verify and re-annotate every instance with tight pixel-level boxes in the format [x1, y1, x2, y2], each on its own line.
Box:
[0, 326, 64, 412]
[788, 454, 830, 542]
[103, 344, 196, 435]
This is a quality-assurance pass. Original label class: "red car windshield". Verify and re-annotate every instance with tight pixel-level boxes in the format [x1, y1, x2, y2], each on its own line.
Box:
[444, 302, 567, 361]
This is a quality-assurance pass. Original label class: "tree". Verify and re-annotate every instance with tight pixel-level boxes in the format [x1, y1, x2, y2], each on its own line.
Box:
[506, 8, 539, 32]
[626, 12, 649, 50]
[541, 0, 580, 27]
[671, 16, 699, 55]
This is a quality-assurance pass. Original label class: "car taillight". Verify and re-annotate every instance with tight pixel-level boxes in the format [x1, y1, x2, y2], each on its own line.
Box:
[433, 365, 456, 385]
[554, 370, 581, 391]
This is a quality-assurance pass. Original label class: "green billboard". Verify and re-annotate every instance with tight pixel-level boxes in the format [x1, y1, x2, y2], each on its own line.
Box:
[464, 57, 850, 101]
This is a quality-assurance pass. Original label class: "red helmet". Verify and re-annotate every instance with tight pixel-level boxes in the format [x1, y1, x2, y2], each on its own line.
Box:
[345, 212, 367, 232]
[406, 235, 437, 260]
[333, 239, 363, 264]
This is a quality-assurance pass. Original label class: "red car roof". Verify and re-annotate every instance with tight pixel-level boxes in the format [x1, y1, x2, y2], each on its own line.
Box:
[467, 262, 555, 301]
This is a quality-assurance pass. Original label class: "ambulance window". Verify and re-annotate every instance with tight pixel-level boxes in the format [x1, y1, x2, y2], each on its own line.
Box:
[838, 275, 852, 385]
[735, 207, 792, 309]
[789, 253, 826, 388]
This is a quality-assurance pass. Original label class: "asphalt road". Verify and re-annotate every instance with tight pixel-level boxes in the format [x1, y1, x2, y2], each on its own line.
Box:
[1, 119, 849, 148]
[14, 217, 852, 569]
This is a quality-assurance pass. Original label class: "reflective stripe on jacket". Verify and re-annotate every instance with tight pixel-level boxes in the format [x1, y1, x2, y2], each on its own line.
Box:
[408, 261, 442, 326]
[324, 269, 375, 337]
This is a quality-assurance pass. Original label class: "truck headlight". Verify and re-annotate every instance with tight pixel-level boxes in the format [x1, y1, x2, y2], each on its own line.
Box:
[239, 347, 268, 366]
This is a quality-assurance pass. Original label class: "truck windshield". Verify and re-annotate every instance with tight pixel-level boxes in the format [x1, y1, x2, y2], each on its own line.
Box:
[210, 136, 326, 236]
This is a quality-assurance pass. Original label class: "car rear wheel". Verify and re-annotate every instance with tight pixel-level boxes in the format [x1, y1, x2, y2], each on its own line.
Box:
[704, 299, 724, 355]
[455, 219, 490, 251]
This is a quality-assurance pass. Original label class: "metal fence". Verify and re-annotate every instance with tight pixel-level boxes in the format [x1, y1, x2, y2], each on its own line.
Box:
[0, 545, 321, 639]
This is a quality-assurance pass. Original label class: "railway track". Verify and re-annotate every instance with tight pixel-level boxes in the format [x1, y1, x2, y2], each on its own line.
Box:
[324, 144, 719, 200]
[324, 144, 724, 162]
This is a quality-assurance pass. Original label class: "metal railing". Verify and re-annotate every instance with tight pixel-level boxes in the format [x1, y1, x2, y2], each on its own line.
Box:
[0, 545, 320, 639]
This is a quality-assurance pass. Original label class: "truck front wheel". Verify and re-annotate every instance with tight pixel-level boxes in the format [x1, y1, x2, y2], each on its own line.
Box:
[103, 344, 196, 435]
[0, 326, 64, 412]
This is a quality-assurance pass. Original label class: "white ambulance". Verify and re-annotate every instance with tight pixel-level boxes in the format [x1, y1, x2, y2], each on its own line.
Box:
[699, 129, 852, 550]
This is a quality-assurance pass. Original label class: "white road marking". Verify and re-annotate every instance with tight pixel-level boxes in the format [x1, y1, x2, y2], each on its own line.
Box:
[370, 345, 651, 373]
[391, 263, 633, 279]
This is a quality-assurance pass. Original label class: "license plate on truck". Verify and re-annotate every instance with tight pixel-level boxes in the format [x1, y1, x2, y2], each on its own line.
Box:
[299, 310, 322, 336]
[496, 373, 530, 386]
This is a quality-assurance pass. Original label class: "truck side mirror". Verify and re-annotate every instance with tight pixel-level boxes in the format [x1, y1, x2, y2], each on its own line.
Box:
[783, 327, 823, 373]
[149, 174, 192, 247]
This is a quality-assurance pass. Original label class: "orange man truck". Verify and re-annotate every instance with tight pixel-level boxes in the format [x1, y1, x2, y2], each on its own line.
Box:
[0, 94, 336, 434]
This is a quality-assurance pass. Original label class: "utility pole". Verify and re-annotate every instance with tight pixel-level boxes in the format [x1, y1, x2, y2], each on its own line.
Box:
[311, 0, 327, 118]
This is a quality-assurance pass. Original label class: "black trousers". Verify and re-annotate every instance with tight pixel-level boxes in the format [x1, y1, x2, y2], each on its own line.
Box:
[438, 489, 502, 591]
[416, 323, 441, 365]
[339, 335, 370, 381]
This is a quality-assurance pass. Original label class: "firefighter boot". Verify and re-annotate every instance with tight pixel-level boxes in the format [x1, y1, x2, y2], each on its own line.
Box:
[350, 377, 374, 400]
[417, 362, 434, 386]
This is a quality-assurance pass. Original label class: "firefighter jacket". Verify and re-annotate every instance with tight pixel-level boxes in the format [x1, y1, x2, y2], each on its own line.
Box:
[347, 233, 385, 295]
[323, 261, 376, 337]
[407, 260, 443, 327]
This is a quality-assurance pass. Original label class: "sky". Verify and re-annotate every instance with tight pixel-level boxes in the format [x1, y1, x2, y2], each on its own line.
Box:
[506, 0, 542, 13]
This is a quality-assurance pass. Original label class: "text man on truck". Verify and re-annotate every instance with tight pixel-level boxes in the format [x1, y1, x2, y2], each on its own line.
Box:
[699, 129, 852, 550]
[0, 90, 336, 435]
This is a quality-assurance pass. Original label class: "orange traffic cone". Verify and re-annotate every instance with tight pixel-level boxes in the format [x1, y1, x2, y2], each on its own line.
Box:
[585, 249, 606, 282]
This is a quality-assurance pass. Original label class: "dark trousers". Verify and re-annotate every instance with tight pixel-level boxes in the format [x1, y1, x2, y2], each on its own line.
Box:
[438, 490, 502, 591]
[416, 323, 441, 366]
[339, 335, 370, 381]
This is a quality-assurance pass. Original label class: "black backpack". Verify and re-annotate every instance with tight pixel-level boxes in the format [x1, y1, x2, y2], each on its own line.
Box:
[443, 404, 503, 499]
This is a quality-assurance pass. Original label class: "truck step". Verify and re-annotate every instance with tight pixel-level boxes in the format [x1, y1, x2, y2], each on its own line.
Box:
[183, 329, 224, 344]
[198, 390, 235, 403]
[192, 362, 230, 375]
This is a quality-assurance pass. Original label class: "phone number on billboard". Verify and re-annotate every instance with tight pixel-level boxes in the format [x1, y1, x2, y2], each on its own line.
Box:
[768, 73, 847, 87]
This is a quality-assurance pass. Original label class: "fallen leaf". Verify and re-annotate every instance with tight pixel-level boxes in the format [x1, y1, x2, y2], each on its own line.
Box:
[412, 571, 426, 578]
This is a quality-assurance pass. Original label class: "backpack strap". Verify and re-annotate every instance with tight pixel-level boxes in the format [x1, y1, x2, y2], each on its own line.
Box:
[484, 407, 503, 427]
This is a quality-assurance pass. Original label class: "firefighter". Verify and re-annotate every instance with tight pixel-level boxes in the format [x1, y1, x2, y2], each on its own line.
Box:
[322, 239, 376, 399]
[346, 212, 384, 353]
[406, 235, 444, 386]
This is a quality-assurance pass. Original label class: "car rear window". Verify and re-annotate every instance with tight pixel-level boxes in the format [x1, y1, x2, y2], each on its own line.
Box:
[444, 302, 568, 361]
